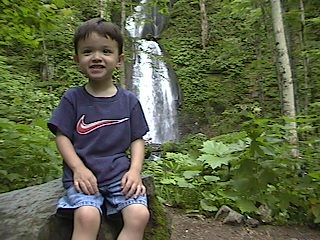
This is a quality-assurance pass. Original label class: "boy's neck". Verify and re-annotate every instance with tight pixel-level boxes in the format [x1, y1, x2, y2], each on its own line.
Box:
[85, 81, 117, 97]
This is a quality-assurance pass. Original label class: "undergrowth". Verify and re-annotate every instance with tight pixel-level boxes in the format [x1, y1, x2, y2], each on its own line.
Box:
[144, 115, 320, 225]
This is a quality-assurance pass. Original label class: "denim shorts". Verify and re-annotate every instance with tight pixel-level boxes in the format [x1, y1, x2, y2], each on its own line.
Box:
[57, 180, 148, 216]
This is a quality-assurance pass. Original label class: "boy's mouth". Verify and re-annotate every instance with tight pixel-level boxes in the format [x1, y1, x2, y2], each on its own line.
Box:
[90, 65, 105, 69]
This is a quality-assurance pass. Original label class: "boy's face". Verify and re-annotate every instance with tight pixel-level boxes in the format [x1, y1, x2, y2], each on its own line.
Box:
[74, 32, 123, 82]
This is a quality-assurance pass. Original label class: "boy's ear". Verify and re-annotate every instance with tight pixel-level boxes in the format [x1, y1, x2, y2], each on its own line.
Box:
[116, 54, 124, 68]
[73, 55, 79, 63]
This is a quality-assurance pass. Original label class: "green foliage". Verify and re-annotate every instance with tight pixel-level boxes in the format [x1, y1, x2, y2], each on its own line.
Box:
[144, 152, 207, 211]
[0, 34, 63, 194]
[65, 0, 99, 21]
[0, 0, 69, 193]
[0, 0, 64, 48]
[0, 118, 61, 193]
[160, 0, 281, 136]
[0, 56, 58, 123]
[145, 115, 320, 224]
[161, 133, 208, 158]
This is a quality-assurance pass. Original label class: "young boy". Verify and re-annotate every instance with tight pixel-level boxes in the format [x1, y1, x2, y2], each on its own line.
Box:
[48, 18, 150, 240]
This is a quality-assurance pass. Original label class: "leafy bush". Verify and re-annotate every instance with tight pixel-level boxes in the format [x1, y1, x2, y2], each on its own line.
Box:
[144, 115, 320, 224]
[0, 118, 61, 193]
[0, 56, 59, 123]
[0, 56, 62, 193]
[161, 133, 208, 158]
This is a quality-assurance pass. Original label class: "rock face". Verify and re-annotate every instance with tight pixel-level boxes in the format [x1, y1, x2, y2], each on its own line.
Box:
[0, 176, 171, 240]
[215, 205, 245, 225]
[215, 205, 260, 228]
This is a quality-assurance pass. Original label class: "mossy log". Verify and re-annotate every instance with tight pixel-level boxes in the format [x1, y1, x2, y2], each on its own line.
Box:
[0, 176, 171, 240]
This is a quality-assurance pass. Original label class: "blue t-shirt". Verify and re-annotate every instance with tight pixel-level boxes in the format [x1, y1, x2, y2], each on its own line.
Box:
[48, 86, 149, 189]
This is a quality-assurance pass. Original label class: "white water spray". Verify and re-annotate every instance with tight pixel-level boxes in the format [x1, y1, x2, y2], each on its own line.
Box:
[126, 1, 179, 143]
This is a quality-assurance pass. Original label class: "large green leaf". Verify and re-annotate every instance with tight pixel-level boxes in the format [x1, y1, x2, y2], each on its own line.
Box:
[197, 154, 233, 169]
[53, 0, 65, 8]
[236, 198, 257, 213]
[200, 199, 218, 212]
[309, 171, 320, 180]
[176, 177, 195, 188]
[183, 170, 201, 179]
[203, 175, 220, 182]
[200, 141, 231, 156]
[160, 178, 176, 185]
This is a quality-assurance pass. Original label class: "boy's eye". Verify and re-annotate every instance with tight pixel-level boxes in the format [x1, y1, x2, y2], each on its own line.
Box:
[103, 49, 112, 54]
[82, 49, 92, 55]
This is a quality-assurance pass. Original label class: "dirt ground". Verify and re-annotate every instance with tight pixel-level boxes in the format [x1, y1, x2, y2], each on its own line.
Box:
[168, 207, 320, 240]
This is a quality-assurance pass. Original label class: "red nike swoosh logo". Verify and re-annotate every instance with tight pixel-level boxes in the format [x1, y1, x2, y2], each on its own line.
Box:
[76, 115, 129, 135]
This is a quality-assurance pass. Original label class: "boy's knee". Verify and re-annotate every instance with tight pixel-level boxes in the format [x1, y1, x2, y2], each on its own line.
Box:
[123, 205, 150, 226]
[136, 206, 150, 224]
[74, 206, 101, 226]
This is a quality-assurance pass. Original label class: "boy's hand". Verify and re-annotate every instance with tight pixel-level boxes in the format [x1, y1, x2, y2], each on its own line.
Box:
[73, 165, 98, 195]
[121, 170, 146, 199]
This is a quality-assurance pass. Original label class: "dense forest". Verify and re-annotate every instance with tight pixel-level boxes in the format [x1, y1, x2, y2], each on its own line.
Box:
[1, 0, 320, 226]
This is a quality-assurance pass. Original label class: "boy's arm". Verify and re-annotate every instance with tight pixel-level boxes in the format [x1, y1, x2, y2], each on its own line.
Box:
[121, 138, 146, 198]
[56, 131, 98, 195]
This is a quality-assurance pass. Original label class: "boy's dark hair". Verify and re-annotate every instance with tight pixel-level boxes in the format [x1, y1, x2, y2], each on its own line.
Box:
[74, 18, 123, 55]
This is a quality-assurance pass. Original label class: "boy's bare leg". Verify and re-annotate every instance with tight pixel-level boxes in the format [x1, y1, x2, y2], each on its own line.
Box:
[71, 206, 101, 240]
[117, 204, 150, 240]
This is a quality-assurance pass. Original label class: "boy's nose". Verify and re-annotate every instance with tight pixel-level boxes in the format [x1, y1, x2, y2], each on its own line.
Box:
[92, 52, 102, 61]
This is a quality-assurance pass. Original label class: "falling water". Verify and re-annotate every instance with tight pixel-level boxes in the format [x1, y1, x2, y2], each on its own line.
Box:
[126, 0, 179, 144]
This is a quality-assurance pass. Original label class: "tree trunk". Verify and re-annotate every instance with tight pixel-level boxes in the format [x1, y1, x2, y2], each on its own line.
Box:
[40, 28, 54, 82]
[282, 0, 301, 115]
[299, 0, 310, 113]
[119, 0, 126, 88]
[270, 0, 298, 151]
[199, 0, 208, 49]
[41, 39, 50, 81]
[121, 0, 126, 37]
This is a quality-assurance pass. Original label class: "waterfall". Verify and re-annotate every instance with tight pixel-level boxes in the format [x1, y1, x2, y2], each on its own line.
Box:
[126, 0, 179, 144]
